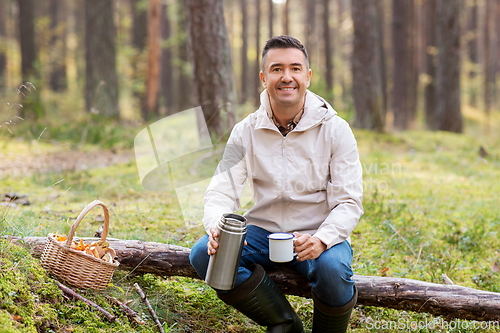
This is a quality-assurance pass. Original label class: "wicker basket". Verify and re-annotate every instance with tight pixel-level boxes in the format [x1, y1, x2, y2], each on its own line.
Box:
[41, 200, 119, 290]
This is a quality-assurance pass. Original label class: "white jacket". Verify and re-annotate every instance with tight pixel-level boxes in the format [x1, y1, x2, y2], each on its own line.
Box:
[203, 90, 363, 249]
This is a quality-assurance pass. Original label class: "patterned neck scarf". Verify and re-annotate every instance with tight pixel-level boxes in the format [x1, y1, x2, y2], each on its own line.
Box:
[269, 108, 304, 137]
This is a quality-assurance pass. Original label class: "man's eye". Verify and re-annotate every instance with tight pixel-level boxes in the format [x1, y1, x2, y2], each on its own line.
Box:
[272, 68, 281, 72]
[293, 67, 301, 71]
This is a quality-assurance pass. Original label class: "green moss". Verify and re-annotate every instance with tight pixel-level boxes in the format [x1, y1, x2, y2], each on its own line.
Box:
[0, 239, 61, 332]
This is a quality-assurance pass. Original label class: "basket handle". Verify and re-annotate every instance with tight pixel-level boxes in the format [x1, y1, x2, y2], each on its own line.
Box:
[64, 200, 110, 248]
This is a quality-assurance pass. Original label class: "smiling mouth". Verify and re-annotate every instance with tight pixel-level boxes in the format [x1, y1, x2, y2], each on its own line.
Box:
[278, 87, 296, 91]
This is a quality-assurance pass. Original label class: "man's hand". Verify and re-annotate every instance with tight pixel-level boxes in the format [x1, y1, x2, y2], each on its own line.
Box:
[293, 232, 327, 261]
[207, 228, 219, 255]
[207, 227, 247, 255]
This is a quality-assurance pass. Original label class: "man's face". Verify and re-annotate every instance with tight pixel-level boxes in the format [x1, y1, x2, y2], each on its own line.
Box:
[260, 48, 312, 110]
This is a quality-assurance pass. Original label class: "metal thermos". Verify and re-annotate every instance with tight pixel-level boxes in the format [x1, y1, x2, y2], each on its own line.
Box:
[205, 213, 247, 290]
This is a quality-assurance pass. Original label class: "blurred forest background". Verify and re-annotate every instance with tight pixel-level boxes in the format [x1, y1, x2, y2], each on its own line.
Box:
[0, 0, 499, 139]
[2, 1, 500, 331]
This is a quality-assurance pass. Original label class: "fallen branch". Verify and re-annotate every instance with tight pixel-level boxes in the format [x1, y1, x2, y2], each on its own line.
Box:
[105, 295, 145, 325]
[134, 283, 165, 333]
[11, 236, 500, 321]
[57, 281, 116, 322]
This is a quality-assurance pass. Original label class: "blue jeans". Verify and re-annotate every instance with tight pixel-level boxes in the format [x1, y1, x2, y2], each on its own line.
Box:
[190, 225, 355, 307]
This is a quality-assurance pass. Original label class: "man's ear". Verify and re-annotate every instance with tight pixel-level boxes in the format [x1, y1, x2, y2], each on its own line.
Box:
[260, 71, 267, 89]
[306, 68, 312, 88]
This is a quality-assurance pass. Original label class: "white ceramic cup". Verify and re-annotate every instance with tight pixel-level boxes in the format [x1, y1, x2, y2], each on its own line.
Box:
[268, 233, 296, 262]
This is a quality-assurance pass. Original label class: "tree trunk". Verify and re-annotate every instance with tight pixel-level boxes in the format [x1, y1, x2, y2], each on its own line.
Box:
[160, 3, 174, 115]
[143, 0, 161, 120]
[282, 0, 289, 35]
[240, 0, 248, 104]
[496, 0, 500, 109]
[49, 0, 67, 92]
[497, 1, 500, 105]
[130, 0, 147, 115]
[255, 0, 261, 105]
[392, 0, 408, 130]
[323, 0, 333, 102]
[85, 0, 119, 117]
[268, 0, 273, 37]
[351, 0, 384, 131]
[305, 0, 316, 65]
[18, 0, 43, 118]
[484, 0, 494, 115]
[131, 0, 148, 50]
[19, 0, 37, 82]
[337, 0, 347, 106]
[0, 0, 7, 93]
[11, 236, 500, 322]
[184, 0, 236, 138]
[406, 0, 417, 126]
[375, 0, 388, 118]
[176, 1, 194, 112]
[424, 0, 437, 130]
[435, 0, 462, 132]
[468, 0, 479, 107]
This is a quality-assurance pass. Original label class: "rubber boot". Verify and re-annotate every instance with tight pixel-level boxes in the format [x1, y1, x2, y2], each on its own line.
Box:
[217, 264, 304, 333]
[312, 286, 358, 333]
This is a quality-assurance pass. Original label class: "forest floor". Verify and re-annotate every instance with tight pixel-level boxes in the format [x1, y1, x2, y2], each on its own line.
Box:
[1, 111, 500, 332]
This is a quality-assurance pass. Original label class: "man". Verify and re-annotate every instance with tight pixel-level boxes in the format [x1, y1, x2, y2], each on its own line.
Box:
[190, 35, 363, 333]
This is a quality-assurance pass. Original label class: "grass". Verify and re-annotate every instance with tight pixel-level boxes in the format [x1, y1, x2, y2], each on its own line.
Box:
[1, 107, 500, 332]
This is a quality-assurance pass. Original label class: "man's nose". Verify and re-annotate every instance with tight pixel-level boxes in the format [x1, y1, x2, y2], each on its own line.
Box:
[281, 69, 293, 82]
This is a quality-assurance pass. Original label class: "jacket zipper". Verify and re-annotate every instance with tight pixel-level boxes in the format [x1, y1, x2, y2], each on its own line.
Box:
[281, 136, 288, 232]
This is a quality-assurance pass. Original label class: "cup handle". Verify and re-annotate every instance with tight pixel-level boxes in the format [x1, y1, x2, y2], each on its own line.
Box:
[292, 236, 298, 257]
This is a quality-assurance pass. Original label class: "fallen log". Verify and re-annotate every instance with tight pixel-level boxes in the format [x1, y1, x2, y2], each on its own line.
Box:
[9, 236, 500, 322]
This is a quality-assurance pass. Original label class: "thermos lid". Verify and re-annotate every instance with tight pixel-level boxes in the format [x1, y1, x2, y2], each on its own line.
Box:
[218, 213, 247, 233]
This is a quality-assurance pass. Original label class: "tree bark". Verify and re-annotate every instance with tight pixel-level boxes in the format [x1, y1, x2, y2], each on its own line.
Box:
[406, 0, 417, 126]
[497, 1, 500, 106]
[49, 0, 67, 91]
[392, 0, 408, 130]
[85, 0, 119, 117]
[496, 0, 500, 109]
[19, 0, 37, 82]
[304, 0, 316, 65]
[483, 0, 494, 115]
[268, 0, 273, 37]
[282, 0, 289, 35]
[11, 236, 500, 322]
[337, 0, 347, 106]
[129, 0, 147, 114]
[468, 0, 479, 107]
[323, 0, 333, 102]
[143, 0, 161, 120]
[176, 1, 194, 112]
[184, 0, 236, 138]
[351, 0, 384, 131]
[0, 0, 7, 93]
[435, 0, 462, 132]
[424, 0, 437, 130]
[255, 0, 262, 105]
[18, 0, 43, 118]
[160, 3, 173, 115]
[131, 0, 148, 50]
[240, 0, 248, 104]
[375, 0, 388, 118]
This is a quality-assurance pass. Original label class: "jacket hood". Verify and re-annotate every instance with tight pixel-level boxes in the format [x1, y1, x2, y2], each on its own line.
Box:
[255, 89, 337, 132]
